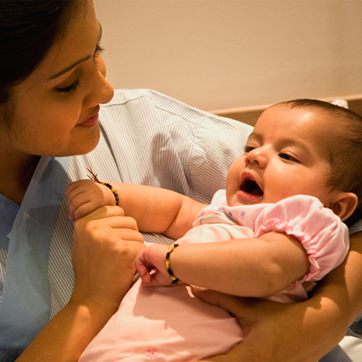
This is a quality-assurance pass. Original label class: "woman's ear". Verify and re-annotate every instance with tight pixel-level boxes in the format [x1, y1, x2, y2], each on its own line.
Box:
[330, 192, 358, 221]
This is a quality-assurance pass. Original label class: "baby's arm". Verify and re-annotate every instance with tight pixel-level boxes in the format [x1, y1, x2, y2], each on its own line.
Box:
[136, 232, 309, 296]
[66, 180, 207, 239]
[138, 196, 346, 297]
[164, 234, 309, 296]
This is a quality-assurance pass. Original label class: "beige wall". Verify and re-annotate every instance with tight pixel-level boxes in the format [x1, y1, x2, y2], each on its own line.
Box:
[94, 0, 362, 111]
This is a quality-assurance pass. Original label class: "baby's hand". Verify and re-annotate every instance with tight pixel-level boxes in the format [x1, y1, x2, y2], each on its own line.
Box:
[65, 180, 117, 220]
[135, 244, 175, 287]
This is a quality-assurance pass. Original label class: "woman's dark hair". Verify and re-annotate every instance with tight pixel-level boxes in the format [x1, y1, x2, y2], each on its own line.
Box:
[0, 0, 74, 104]
[281, 99, 362, 227]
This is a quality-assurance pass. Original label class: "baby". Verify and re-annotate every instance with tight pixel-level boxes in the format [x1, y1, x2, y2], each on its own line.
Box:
[66, 99, 362, 361]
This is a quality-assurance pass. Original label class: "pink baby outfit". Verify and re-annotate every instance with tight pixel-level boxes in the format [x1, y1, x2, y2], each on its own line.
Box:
[79, 192, 349, 362]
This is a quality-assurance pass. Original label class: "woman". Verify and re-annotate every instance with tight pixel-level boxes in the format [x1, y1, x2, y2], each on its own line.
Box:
[0, 1, 361, 361]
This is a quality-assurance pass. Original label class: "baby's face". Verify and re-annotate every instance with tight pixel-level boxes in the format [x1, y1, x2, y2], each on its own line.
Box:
[226, 103, 340, 207]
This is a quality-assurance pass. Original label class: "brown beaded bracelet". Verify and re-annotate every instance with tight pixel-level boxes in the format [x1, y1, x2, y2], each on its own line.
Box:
[87, 168, 119, 206]
[165, 244, 182, 284]
[99, 181, 119, 206]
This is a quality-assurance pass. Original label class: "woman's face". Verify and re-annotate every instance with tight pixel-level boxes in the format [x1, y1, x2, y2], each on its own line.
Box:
[0, 0, 114, 158]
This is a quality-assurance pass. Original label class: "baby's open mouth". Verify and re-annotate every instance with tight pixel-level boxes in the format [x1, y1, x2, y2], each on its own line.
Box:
[240, 178, 263, 196]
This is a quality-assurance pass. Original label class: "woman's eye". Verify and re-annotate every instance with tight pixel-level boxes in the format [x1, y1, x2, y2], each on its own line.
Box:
[93, 44, 104, 62]
[279, 153, 298, 162]
[55, 79, 80, 94]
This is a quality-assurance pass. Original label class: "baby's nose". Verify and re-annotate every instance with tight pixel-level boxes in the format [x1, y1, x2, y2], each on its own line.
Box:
[245, 148, 267, 168]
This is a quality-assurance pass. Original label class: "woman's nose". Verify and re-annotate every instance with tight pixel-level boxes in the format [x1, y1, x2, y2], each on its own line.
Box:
[98, 76, 114, 105]
[97, 57, 114, 104]
[87, 56, 114, 107]
[244, 148, 267, 168]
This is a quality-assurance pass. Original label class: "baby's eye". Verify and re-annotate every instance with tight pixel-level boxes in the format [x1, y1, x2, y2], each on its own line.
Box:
[244, 146, 255, 153]
[279, 153, 298, 162]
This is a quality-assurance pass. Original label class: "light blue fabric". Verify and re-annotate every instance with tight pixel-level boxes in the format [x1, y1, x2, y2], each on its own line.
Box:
[0, 156, 70, 360]
[0, 197, 19, 253]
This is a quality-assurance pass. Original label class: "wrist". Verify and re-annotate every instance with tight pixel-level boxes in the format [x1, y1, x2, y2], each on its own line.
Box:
[99, 181, 119, 205]
[86, 168, 119, 206]
[68, 295, 119, 325]
[165, 244, 182, 284]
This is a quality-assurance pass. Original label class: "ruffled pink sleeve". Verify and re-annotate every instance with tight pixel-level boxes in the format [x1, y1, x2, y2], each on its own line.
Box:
[254, 195, 349, 285]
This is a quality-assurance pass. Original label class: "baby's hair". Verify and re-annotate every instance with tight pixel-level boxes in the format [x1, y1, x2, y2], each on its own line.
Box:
[279, 99, 362, 226]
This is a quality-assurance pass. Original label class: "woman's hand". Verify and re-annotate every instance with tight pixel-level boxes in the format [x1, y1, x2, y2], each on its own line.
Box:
[193, 291, 310, 362]
[17, 205, 145, 362]
[193, 232, 362, 362]
[71, 205, 146, 311]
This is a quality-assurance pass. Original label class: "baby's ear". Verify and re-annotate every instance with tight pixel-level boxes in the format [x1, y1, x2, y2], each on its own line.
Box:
[330, 192, 358, 221]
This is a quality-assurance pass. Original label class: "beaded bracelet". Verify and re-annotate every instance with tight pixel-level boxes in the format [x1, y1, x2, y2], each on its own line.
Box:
[165, 244, 182, 284]
[87, 168, 119, 206]
[99, 181, 119, 206]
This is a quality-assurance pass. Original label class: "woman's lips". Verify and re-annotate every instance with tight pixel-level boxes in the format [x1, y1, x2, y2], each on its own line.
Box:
[78, 113, 99, 127]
